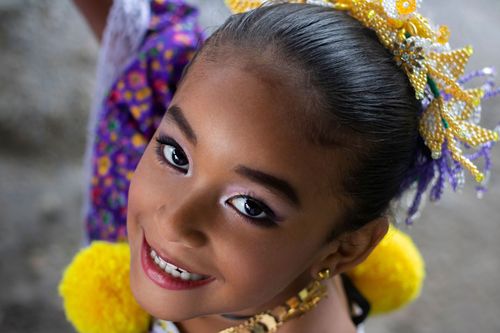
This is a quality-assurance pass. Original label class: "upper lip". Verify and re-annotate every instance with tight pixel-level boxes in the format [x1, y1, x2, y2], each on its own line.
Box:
[144, 234, 210, 277]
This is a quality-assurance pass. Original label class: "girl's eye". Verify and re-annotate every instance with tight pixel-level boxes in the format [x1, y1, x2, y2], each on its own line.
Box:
[163, 145, 189, 170]
[227, 195, 277, 228]
[155, 135, 189, 172]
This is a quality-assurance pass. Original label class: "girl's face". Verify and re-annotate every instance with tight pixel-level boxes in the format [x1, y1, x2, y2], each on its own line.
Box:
[127, 56, 351, 321]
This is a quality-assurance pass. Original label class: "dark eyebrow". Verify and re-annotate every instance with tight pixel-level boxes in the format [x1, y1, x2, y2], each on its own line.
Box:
[163, 104, 300, 207]
[233, 165, 301, 208]
[163, 104, 197, 145]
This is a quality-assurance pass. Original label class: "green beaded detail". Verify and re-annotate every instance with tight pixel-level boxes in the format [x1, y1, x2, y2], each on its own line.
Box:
[427, 75, 440, 98]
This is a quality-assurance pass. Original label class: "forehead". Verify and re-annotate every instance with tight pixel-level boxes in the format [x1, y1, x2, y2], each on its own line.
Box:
[170, 55, 346, 209]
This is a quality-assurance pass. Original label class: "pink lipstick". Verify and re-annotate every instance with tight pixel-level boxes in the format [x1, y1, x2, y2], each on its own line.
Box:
[140, 236, 215, 290]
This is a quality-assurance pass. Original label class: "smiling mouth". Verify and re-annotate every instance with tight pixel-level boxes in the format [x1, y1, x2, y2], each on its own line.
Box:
[149, 248, 208, 281]
[140, 235, 214, 290]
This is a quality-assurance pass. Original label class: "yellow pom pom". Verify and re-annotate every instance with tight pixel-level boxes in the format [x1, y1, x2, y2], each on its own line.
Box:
[59, 241, 151, 333]
[347, 224, 425, 315]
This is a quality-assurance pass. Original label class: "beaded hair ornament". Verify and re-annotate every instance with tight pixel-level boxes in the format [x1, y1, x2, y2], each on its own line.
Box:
[224, 0, 500, 224]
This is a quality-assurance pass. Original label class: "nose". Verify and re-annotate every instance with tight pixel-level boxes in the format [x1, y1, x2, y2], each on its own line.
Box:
[154, 187, 212, 248]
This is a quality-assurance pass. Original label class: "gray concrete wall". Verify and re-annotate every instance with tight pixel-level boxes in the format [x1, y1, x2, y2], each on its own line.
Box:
[0, 0, 499, 332]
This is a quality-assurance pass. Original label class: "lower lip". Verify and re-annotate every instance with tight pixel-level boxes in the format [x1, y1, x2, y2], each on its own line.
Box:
[140, 236, 215, 290]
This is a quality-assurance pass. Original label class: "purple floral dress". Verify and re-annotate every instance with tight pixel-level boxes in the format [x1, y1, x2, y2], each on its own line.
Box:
[85, 0, 206, 241]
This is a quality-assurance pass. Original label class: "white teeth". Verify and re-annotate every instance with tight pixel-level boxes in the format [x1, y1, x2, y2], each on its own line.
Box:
[191, 274, 202, 281]
[149, 247, 206, 281]
[165, 263, 175, 274]
[179, 272, 202, 281]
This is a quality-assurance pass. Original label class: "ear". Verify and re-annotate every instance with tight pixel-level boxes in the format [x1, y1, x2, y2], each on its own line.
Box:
[310, 217, 389, 277]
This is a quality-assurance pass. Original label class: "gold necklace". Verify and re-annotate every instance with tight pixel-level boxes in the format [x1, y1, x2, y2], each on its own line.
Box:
[219, 268, 331, 333]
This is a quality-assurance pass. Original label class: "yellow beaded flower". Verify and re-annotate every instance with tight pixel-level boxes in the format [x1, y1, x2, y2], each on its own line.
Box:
[392, 38, 425, 74]
[224, 0, 499, 183]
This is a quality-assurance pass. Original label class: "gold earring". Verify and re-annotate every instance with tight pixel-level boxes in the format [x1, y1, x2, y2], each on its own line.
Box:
[317, 268, 331, 281]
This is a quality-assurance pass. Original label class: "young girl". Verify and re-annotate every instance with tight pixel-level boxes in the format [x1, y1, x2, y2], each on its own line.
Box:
[69, 0, 498, 332]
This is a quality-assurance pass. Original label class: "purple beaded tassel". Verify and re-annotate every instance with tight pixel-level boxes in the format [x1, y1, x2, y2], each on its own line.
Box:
[400, 67, 500, 225]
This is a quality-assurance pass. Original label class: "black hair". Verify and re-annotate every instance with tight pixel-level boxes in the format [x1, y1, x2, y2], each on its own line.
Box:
[180, 2, 422, 235]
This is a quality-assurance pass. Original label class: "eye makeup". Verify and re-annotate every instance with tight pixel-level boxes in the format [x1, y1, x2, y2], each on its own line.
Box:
[225, 191, 281, 228]
[153, 133, 286, 228]
[154, 134, 190, 173]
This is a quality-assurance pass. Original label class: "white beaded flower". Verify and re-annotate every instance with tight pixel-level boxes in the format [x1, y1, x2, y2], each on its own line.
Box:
[382, 0, 422, 20]
[305, 0, 334, 7]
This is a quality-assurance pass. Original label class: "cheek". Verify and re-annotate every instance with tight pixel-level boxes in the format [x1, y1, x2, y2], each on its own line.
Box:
[212, 230, 316, 309]
[127, 145, 166, 242]
[128, 142, 170, 216]
[127, 153, 150, 229]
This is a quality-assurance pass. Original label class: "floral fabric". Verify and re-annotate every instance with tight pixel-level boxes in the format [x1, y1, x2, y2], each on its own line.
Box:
[85, 0, 206, 241]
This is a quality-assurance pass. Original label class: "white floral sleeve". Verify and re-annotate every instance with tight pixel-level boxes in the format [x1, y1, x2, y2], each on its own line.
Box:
[81, 0, 151, 226]
[151, 319, 181, 333]
[95, 0, 151, 102]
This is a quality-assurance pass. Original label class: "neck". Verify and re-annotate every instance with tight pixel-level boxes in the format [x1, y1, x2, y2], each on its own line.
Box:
[176, 273, 312, 333]
[175, 276, 355, 333]
[219, 313, 254, 321]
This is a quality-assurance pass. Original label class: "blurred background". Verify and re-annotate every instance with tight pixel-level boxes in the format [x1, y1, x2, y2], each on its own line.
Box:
[0, 0, 499, 332]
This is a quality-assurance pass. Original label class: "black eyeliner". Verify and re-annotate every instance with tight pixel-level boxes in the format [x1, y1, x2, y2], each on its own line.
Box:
[229, 193, 281, 228]
[154, 134, 188, 173]
[154, 134, 282, 228]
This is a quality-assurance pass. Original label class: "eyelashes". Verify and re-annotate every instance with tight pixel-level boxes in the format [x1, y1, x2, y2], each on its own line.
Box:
[154, 134, 189, 173]
[226, 193, 279, 228]
[153, 134, 279, 228]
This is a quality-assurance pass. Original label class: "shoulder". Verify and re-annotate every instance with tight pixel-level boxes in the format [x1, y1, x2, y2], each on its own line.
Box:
[146, 0, 207, 45]
[138, 0, 206, 78]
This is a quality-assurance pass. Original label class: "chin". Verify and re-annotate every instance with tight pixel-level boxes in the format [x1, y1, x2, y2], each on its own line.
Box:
[128, 262, 206, 322]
